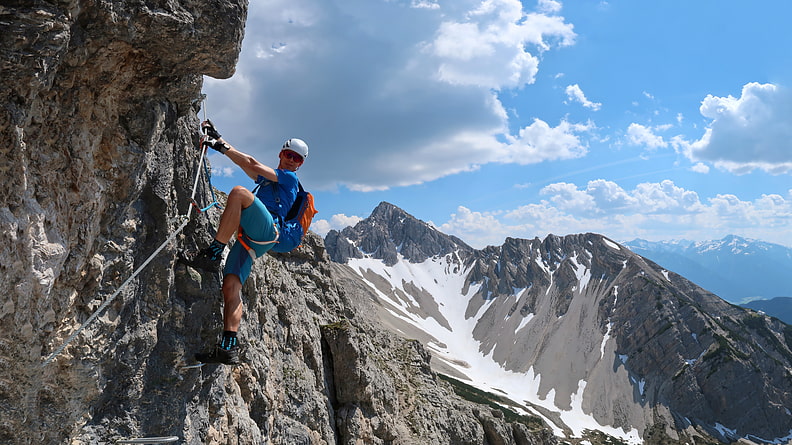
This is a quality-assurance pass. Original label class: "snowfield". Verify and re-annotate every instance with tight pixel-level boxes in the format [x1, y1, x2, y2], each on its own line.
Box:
[348, 254, 643, 444]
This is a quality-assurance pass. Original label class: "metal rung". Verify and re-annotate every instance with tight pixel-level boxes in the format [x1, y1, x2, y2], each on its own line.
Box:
[117, 436, 179, 444]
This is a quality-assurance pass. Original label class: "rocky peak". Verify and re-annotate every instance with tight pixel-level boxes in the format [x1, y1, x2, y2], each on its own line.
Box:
[368, 200, 405, 220]
[326, 201, 472, 266]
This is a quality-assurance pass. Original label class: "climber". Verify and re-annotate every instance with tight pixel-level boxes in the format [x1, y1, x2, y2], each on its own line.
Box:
[181, 119, 308, 365]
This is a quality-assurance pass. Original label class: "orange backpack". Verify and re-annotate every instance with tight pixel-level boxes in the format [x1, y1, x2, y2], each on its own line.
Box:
[270, 182, 318, 253]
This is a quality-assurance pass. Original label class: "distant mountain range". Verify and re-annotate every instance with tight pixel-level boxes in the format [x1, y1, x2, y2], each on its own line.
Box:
[743, 297, 792, 325]
[623, 236, 792, 314]
[325, 202, 792, 444]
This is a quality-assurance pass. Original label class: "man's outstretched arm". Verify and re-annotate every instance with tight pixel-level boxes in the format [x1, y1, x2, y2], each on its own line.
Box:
[221, 142, 277, 182]
[200, 120, 278, 182]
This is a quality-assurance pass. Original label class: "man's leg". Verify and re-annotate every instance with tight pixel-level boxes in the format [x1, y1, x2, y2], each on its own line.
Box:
[181, 186, 255, 272]
[217, 195, 277, 350]
[215, 186, 255, 244]
[194, 193, 275, 365]
[222, 273, 243, 332]
[194, 272, 244, 365]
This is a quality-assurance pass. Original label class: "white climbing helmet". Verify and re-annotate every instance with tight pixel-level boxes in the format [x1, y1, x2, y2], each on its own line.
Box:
[282, 138, 309, 159]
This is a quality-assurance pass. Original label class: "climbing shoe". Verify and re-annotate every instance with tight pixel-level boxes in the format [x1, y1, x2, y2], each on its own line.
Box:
[195, 344, 240, 365]
[178, 246, 222, 273]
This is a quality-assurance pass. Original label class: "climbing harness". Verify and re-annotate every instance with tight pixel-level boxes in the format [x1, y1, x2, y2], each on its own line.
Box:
[236, 223, 280, 260]
[42, 100, 220, 367]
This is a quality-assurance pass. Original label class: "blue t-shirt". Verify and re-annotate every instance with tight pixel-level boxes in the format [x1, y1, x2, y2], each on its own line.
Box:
[255, 169, 299, 220]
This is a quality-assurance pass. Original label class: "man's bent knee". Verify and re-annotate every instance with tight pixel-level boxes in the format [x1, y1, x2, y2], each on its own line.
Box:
[228, 186, 255, 208]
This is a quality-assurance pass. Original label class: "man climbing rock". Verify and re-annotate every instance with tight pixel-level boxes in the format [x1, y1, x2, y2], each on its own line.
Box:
[182, 120, 308, 365]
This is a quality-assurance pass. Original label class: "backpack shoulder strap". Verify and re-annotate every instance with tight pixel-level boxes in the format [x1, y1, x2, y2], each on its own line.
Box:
[252, 177, 274, 195]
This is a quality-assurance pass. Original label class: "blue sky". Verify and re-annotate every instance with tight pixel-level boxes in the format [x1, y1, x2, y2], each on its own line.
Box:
[202, 0, 792, 249]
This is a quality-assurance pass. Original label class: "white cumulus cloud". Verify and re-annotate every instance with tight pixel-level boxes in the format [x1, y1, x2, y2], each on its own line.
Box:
[203, 0, 579, 192]
[687, 82, 792, 174]
[311, 213, 363, 237]
[626, 123, 667, 150]
[430, 0, 575, 89]
[690, 162, 710, 174]
[440, 180, 791, 249]
[565, 84, 601, 110]
[506, 118, 593, 164]
[437, 206, 507, 247]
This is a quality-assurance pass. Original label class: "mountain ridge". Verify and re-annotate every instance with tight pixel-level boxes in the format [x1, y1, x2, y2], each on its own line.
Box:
[326, 201, 792, 444]
[623, 236, 792, 305]
[743, 297, 792, 325]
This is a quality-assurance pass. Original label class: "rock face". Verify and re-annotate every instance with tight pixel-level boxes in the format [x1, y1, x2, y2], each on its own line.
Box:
[326, 202, 792, 444]
[326, 202, 473, 266]
[1, 3, 557, 444]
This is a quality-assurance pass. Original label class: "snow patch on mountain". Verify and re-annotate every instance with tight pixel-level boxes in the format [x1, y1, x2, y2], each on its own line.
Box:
[570, 254, 592, 292]
[347, 252, 642, 444]
[515, 310, 534, 334]
[600, 323, 613, 360]
[746, 430, 792, 445]
[603, 238, 621, 250]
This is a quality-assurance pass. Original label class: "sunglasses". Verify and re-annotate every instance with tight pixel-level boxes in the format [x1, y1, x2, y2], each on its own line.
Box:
[282, 150, 304, 163]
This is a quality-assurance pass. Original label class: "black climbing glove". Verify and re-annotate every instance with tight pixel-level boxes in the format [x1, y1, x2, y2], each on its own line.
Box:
[201, 119, 222, 139]
[200, 135, 229, 154]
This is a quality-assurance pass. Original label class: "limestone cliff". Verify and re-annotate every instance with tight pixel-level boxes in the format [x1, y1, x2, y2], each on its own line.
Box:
[1, 1, 557, 444]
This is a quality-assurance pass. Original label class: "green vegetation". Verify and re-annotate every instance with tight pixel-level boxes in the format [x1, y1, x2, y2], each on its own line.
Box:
[702, 333, 750, 378]
[642, 422, 677, 445]
[672, 363, 689, 381]
[656, 321, 673, 336]
[643, 419, 723, 445]
[321, 319, 351, 331]
[438, 374, 545, 430]
[741, 312, 765, 330]
[741, 313, 792, 363]
[581, 429, 629, 445]
[639, 275, 663, 289]
[282, 364, 305, 382]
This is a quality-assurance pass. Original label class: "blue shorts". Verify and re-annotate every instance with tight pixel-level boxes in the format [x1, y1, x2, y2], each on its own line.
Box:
[224, 197, 279, 284]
